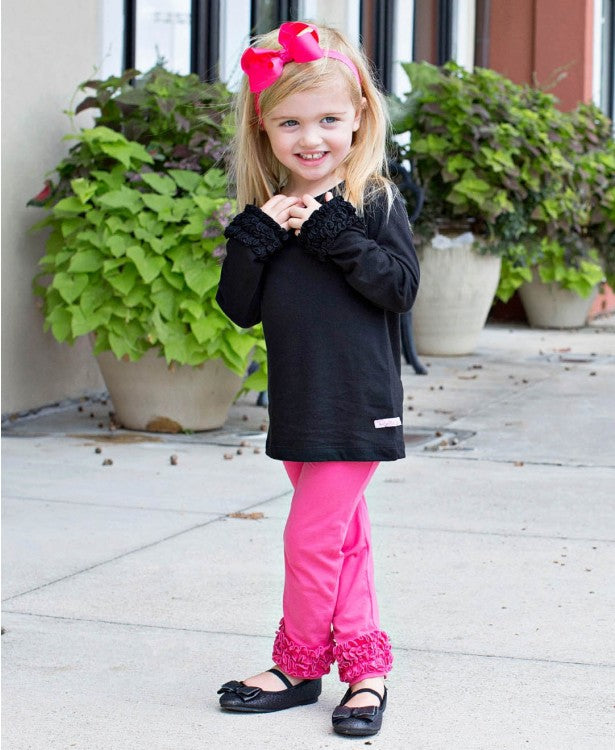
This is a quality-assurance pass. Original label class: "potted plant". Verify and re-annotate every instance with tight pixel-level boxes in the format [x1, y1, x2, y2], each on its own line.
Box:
[494, 101, 615, 328]
[390, 61, 531, 355]
[29, 67, 266, 431]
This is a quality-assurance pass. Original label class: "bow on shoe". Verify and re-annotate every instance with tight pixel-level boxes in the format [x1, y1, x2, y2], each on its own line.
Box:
[332, 705, 379, 724]
[241, 22, 324, 92]
[217, 681, 262, 702]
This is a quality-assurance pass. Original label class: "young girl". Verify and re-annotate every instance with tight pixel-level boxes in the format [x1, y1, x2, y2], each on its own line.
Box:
[215, 21, 419, 737]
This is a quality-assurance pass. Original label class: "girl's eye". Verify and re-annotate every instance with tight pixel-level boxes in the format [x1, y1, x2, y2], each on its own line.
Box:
[281, 119, 299, 127]
[322, 116, 337, 124]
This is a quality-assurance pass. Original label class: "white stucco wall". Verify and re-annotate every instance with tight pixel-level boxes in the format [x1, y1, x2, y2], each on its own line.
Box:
[1, 0, 108, 414]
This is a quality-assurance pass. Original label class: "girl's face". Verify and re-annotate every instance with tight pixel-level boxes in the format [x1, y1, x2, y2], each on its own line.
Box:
[262, 77, 363, 197]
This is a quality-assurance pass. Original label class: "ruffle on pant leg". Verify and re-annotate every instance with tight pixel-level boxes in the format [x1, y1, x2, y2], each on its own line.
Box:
[272, 618, 335, 679]
[333, 630, 393, 683]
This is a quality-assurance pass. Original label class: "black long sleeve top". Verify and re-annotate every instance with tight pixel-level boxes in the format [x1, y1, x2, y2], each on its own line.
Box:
[215, 186, 420, 462]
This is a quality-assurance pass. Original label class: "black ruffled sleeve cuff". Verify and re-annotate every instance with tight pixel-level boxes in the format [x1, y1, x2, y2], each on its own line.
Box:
[224, 204, 289, 261]
[297, 196, 366, 261]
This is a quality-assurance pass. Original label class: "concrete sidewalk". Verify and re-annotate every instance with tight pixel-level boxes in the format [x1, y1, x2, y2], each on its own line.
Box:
[2, 321, 614, 749]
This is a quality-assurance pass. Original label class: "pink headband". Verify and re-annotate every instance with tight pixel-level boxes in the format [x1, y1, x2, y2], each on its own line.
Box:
[241, 22, 361, 113]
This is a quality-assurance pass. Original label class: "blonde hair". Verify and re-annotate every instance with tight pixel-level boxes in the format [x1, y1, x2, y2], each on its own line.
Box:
[230, 23, 392, 214]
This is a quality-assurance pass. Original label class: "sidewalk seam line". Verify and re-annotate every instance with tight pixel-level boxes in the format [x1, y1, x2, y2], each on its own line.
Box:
[3, 609, 614, 670]
[0, 489, 292, 604]
[2, 494, 234, 516]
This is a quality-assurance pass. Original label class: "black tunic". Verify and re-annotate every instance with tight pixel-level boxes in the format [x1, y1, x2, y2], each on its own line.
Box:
[215, 187, 420, 462]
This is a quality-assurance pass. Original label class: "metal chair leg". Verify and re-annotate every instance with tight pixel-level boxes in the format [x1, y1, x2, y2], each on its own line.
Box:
[247, 361, 269, 406]
[401, 310, 428, 374]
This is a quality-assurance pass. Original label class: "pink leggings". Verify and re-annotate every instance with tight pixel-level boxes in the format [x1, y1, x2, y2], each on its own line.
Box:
[271, 461, 392, 683]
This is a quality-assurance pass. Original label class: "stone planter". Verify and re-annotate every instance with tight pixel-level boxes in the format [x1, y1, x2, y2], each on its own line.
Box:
[518, 270, 598, 329]
[96, 348, 243, 432]
[412, 232, 501, 356]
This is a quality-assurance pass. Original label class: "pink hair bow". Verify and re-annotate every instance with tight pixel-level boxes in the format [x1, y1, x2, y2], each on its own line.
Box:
[241, 21, 360, 95]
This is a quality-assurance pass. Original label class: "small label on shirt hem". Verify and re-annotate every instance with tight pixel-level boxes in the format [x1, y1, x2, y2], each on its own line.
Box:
[374, 417, 401, 429]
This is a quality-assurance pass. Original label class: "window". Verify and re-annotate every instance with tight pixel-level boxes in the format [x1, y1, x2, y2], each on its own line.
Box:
[123, 0, 220, 81]
[127, 0, 192, 74]
[118, 0, 423, 93]
[413, 0, 476, 70]
[299, 0, 360, 44]
[593, 0, 614, 120]
[451, 0, 475, 70]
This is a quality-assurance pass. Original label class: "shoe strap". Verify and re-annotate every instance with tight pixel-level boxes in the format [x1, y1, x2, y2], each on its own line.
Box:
[267, 667, 294, 689]
[344, 687, 385, 705]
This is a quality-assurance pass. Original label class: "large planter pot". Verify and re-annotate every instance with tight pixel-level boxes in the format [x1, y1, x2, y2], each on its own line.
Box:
[96, 348, 243, 432]
[412, 232, 502, 356]
[518, 270, 598, 329]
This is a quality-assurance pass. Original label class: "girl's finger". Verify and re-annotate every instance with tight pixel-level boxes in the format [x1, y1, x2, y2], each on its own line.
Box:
[261, 194, 300, 214]
[288, 204, 307, 218]
[302, 194, 320, 209]
[261, 196, 301, 226]
[324, 191, 333, 202]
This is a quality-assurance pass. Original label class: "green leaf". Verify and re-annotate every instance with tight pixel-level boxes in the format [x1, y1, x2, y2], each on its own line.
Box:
[69, 304, 108, 337]
[140, 192, 175, 215]
[151, 287, 177, 320]
[182, 258, 220, 296]
[79, 286, 109, 314]
[126, 245, 165, 283]
[97, 187, 143, 214]
[242, 367, 267, 392]
[76, 229, 103, 249]
[108, 331, 142, 360]
[106, 264, 138, 295]
[161, 266, 184, 290]
[68, 249, 104, 273]
[180, 298, 206, 320]
[445, 154, 473, 174]
[105, 216, 135, 234]
[168, 169, 201, 192]
[52, 272, 88, 303]
[91, 169, 124, 191]
[70, 178, 97, 204]
[203, 168, 227, 192]
[225, 329, 256, 362]
[141, 172, 177, 196]
[99, 140, 154, 168]
[123, 283, 149, 308]
[52, 196, 86, 215]
[180, 210, 208, 237]
[454, 172, 492, 197]
[190, 317, 214, 344]
[193, 195, 217, 214]
[60, 217, 83, 237]
[81, 125, 125, 143]
[47, 306, 73, 341]
[107, 233, 131, 258]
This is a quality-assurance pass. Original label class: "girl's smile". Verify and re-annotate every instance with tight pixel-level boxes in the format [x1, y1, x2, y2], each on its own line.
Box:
[262, 78, 364, 197]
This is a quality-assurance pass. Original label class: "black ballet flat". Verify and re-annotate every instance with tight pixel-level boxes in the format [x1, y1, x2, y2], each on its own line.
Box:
[332, 685, 387, 736]
[218, 668, 322, 713]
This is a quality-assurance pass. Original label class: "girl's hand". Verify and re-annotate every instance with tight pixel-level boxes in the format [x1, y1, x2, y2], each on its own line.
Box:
[288, 192, 333, 234]
[260, 194, 302, 230]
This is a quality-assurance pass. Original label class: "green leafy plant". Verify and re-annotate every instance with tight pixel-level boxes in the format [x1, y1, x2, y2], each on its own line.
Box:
[499, 238, 603, 300]
[390, 61, 614, 301]
[30, 67, 266, 391]
[390, 61, 557, 246]
[494, 102, 614, 301]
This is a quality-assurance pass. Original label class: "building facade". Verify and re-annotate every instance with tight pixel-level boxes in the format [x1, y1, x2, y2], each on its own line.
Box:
[2, 0, 613, 414]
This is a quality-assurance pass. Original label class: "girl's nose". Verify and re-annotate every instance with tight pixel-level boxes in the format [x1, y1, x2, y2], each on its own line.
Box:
[298, 127, 322, 148]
